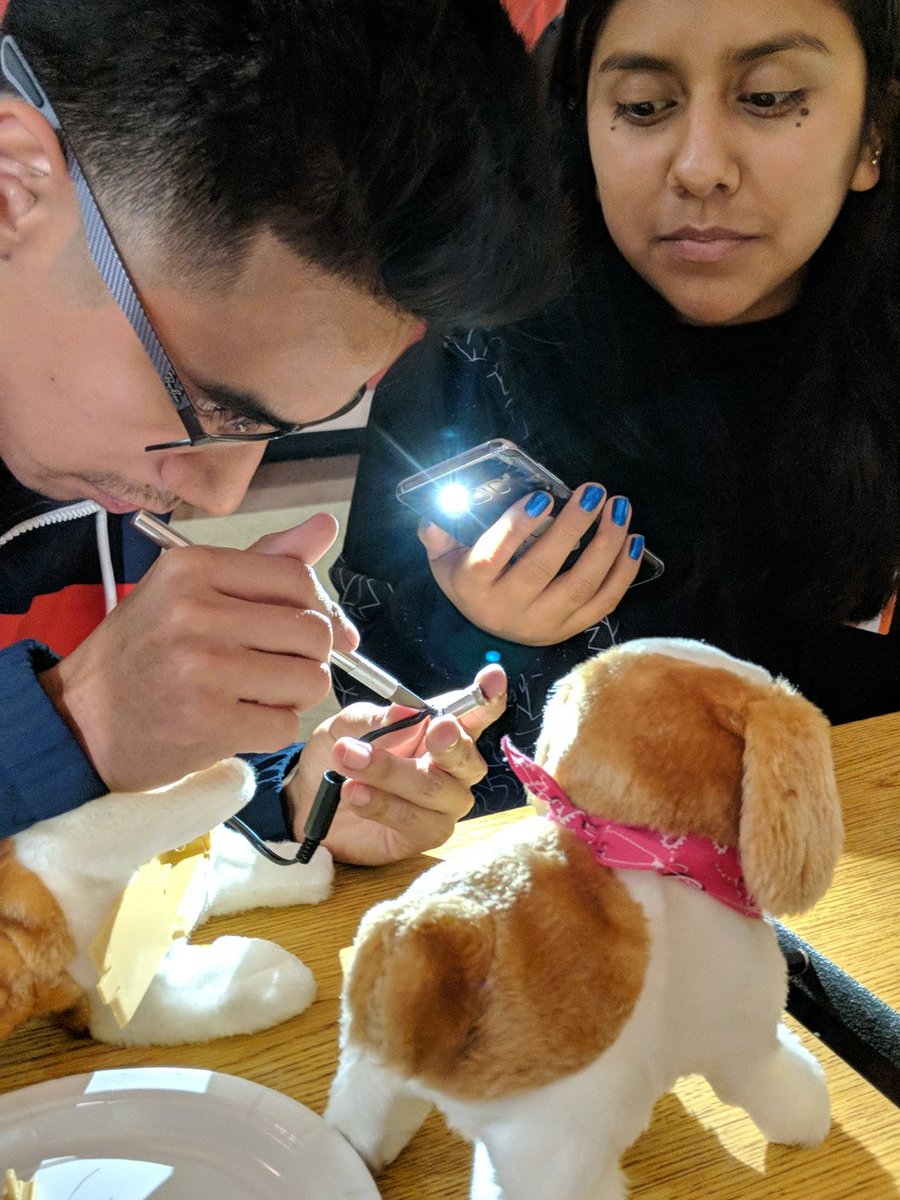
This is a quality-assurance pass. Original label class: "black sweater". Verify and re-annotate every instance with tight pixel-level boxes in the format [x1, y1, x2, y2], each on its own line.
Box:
[331, 310, 900, 814]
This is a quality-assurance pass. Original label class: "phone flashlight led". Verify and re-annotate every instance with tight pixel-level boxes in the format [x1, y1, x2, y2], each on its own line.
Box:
[437, 482, 472, 515]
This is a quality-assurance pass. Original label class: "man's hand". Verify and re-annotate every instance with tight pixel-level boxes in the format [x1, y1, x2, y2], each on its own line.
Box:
[38, 513, 358, 793]
[286, 664, 507, 865]
[420, 483, 642, 646]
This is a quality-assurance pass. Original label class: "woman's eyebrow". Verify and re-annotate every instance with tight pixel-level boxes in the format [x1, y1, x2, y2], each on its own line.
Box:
[597, 33, 831, 76]
[733, 33, 831, 65]
[597, 52, 672, 74]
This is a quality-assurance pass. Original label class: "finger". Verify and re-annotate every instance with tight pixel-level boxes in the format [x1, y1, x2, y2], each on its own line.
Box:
[250, 512, 339, 565]
[333, 729, 481, 814]
[248, 515, 358, 651]
[203, 639, 335, 709]
[554, 533, 643, 639]
[458, 489, 558, 586]
[425, 714, 489, 787]
[544, 493, 633, 609]
[418, 519, 465, 559]
[505, 483, 613, 594]
[456, 664, 508, 740]
[221, 595, 338, 658]
[325, 700, 422, 743]
[341, 778, 460, 855]
[227, 551, 356, 654]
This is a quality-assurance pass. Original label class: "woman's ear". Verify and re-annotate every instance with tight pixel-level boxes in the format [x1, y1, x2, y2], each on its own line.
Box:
[0, 99, 59, 258]
[849, 126, 884, 193]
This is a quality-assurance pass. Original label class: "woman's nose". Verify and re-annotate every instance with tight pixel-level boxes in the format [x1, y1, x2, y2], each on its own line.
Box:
[667, 104, 740, 199]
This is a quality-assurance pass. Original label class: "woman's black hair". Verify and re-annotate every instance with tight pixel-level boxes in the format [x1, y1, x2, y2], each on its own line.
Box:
[537, 0, 900, 633]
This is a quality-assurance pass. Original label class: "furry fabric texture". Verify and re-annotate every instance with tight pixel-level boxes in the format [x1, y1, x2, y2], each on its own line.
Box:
[1, 758, 332, 1046]
[326, 638, 844, 1200]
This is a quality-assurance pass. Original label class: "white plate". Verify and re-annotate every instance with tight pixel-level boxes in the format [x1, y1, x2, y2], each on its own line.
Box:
[0, 1067, 380, 1199]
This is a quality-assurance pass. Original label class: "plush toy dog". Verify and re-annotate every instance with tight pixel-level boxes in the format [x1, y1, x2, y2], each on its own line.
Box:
[326, 638, 844, 1200]
[0, 758, 332, 1046]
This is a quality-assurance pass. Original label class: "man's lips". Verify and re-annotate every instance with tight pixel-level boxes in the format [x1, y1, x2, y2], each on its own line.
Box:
[89, 489, 142, 514]
[86, 485, 178, 515]
[657, 226, 757, 264]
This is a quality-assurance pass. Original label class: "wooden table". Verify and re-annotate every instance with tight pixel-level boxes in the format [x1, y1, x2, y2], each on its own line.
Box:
[0, 715, 897, 1199]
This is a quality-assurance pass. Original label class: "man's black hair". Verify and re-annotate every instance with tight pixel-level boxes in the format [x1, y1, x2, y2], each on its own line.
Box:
[3, 0, 564, 327]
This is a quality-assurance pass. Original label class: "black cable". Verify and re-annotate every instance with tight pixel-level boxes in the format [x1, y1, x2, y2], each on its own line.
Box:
[774, 921, 900, 1107]
[225, 707, 435, 867]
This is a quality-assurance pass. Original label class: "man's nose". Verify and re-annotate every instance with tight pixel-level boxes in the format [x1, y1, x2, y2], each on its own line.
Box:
[162, 441, 267, 517]
[667, 103, 740, 199]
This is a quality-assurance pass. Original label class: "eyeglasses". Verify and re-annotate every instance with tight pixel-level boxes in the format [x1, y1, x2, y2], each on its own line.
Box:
[0, 35, 369, 451]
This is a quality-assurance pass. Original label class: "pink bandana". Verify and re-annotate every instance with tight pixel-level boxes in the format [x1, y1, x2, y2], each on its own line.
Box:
[502, 736, 761, 919]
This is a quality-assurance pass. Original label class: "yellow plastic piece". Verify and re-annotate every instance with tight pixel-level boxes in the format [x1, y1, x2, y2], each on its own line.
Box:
[89, 835, 212, 1028]
[3, 1168, 36, 1198]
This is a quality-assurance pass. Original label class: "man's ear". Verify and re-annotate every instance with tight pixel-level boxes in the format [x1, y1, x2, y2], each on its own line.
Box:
[0, 98, 62, 258]
[849, 125, 884, 193]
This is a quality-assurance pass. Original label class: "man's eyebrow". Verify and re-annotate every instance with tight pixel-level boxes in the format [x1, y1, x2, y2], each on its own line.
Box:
[597, 33, 831, 75]
[191, 378, 296, 430]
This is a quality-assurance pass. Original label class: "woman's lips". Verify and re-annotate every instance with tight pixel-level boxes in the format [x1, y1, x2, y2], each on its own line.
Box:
[658, 227, 756, 264]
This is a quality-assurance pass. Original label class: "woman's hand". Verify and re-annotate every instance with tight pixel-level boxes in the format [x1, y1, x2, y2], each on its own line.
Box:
[419, 483, 643, 645]
[285, 664, 507, 865]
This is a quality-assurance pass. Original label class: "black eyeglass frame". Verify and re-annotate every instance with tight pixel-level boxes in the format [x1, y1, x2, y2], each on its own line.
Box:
[0, 35, 369, 451]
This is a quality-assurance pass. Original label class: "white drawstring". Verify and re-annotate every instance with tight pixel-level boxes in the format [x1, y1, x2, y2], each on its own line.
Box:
[0, 499, 101, 550]
[94, 508, 118, 614]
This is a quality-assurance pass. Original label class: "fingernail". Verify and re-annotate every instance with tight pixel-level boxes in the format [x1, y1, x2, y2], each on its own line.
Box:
[338, 740, 372, 771]
[580, 485, 605, 513]
[612, 497, 630, 526]
[525, 491, 552, 518]
[347, 783, 373, 808]
[439, 726, 461, 751]
[629, 534, 645, 560]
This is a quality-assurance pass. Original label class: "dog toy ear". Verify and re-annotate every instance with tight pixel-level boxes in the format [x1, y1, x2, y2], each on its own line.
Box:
[739, 684, 843, 915]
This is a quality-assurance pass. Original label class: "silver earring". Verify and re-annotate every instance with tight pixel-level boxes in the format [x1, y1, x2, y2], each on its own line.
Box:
[872, 149, 882, 168]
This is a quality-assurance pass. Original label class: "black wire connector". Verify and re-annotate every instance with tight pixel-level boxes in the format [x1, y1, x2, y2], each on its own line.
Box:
[225, 706, 435, 867]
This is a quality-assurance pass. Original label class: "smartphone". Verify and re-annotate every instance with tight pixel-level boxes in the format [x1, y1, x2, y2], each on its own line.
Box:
[396, 438, 664, 586]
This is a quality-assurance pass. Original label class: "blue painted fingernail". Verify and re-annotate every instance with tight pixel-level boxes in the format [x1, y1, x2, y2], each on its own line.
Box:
[525, 491, 552, 518]
[629, 534, 645, 560]
[612, 497, 630, 526]
[580, 485, 605, 513]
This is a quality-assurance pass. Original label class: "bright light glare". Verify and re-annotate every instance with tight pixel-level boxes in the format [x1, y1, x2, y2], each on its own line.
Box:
[437, 482, 471, 515]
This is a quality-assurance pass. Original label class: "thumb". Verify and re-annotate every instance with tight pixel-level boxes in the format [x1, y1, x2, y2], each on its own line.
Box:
[250, 511, 339, 565]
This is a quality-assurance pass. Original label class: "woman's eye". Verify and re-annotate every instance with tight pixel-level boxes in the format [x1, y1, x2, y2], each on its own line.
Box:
[739, 89, 807, 116]
[613, 99, 677, 125]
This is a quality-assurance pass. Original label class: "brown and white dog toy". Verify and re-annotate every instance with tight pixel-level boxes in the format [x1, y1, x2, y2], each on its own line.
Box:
[326, 638, 844, 1200]
[0, 758, 332, 1047]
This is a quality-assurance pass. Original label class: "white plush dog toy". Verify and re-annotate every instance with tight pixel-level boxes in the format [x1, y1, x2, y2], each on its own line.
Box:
[326, 638, 844, 1200]
[0, 758, 331, 1046]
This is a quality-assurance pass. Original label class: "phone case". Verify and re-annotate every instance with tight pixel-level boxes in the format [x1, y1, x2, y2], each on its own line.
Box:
[396, 438, 664, 585]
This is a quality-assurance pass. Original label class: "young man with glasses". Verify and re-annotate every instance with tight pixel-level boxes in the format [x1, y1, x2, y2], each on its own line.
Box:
[0, 1, 562, 863]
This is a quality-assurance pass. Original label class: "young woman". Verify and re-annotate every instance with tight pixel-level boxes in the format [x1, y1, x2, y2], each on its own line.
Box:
[332, 0, 900, 813]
